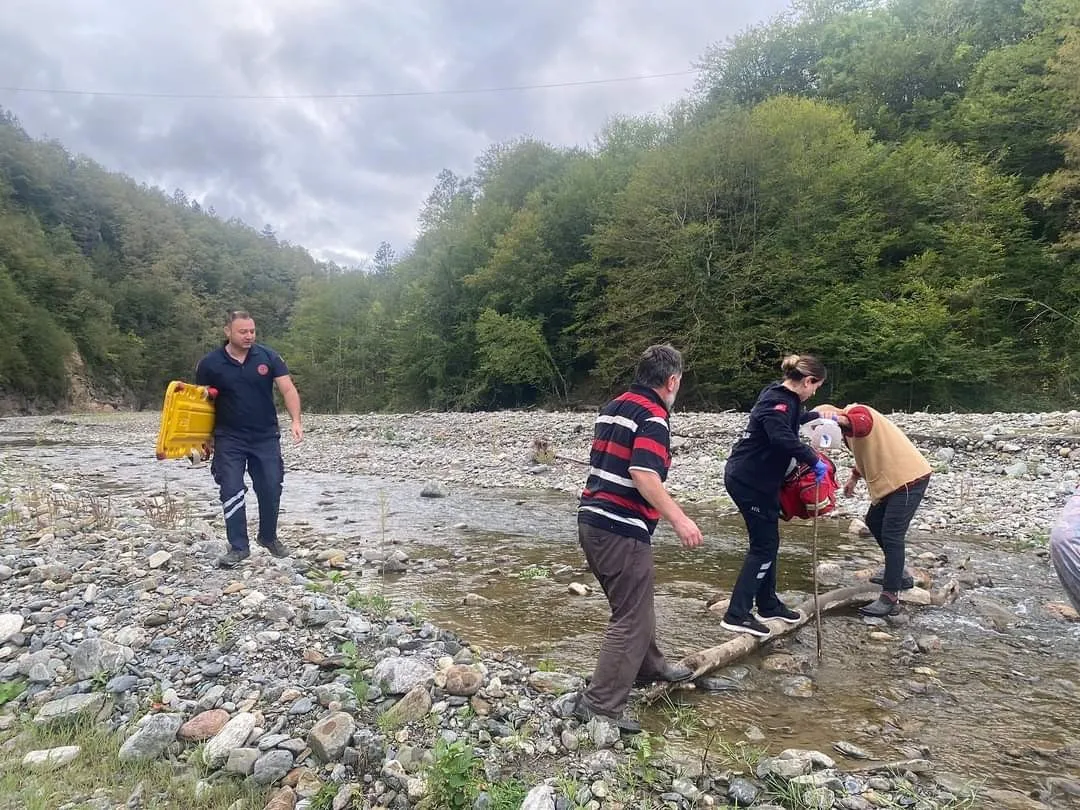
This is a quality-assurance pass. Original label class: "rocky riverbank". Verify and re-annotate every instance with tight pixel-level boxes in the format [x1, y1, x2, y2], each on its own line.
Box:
[12, 407, 1080, 541]
[306, 407, 1080, 543]
[0, 410, 1077, 809]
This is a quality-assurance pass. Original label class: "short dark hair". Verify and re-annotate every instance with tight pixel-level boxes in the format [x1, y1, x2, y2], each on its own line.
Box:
[633, 343, 683, 388]
[226, 309, 252, 325]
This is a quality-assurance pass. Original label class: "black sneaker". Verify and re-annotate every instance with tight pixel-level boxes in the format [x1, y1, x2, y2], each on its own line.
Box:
[757, 604, 802, 624]
[573, 696, 642, 734]
[217, 548, 250, 569]
[720, 615, 771, 638]
[858, 595, 901, 617]
[260, 539, 290, 558]
[870, 568, 914, 589]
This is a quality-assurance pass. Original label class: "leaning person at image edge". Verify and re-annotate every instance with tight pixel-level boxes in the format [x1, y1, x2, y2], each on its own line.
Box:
[195, 309, 303, 569]
[574, 343, 704, 735]
[720, 354, 832, 638]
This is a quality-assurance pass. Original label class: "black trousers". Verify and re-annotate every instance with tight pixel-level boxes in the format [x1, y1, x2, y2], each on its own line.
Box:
[725, 472, 785, 620]
[865, 477, 929, 592]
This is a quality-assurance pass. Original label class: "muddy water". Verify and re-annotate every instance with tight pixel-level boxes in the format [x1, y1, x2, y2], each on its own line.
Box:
[7, 438, 1080, 796]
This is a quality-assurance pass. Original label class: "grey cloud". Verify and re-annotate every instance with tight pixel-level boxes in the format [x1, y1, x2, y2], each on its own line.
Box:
[0, 0, 791, 265]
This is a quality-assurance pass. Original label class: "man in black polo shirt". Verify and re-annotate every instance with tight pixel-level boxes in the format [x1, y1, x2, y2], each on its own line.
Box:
[196, 310, 303, 568]
[574, 344, 704, 733]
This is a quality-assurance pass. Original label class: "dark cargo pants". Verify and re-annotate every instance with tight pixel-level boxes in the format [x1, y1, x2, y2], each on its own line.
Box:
[579, 522, 668, 717]
[210, 433, 284, 552]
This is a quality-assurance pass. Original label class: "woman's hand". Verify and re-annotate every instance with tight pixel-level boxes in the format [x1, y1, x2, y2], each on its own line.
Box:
[815, 403, 850, 427]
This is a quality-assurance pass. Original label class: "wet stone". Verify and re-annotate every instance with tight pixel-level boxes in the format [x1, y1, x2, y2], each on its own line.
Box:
[781, 676, 815, 698]
[834, 740, 871, 759]
[728, 777, 760, 806]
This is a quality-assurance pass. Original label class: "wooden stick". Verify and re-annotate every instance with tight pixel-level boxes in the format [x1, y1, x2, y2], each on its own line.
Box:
[812, 479, 823, 662]
[555, 454, 588, 466]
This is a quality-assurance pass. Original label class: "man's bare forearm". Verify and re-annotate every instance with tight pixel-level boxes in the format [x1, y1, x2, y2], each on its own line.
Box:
[283, 389, 301, 424]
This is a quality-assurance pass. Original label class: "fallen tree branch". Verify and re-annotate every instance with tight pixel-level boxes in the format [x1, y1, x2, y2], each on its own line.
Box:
[643, 579, 964, 704]
[643, 584, 876, 703]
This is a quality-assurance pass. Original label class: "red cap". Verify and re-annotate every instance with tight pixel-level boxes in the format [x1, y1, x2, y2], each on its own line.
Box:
[845, 405, 874, 438]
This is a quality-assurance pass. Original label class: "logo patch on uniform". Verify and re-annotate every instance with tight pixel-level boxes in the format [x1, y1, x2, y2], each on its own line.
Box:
[257, 364, 269, 376]
[773, 403, 788, 412]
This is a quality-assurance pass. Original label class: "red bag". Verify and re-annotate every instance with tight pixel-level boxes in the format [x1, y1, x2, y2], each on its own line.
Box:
[780, 451, 838, 521]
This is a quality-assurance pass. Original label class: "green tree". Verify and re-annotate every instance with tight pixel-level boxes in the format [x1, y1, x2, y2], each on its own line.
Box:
[474, 308, 565, 404]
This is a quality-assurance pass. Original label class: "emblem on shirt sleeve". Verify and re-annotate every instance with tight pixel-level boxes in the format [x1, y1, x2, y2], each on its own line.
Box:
[257, 364, 270, 375]
[773, 403, 788, 412]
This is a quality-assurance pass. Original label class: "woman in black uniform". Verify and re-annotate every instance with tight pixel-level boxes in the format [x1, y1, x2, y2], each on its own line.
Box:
[721, 354, 829, 637]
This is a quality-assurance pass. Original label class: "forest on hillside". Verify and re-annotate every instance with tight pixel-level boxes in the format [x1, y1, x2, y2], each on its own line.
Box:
[2, 0, 1079, 414]
[0, 108, 331, 409]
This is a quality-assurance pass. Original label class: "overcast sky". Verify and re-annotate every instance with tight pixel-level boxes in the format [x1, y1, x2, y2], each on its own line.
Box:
[0, 0, 791, 267]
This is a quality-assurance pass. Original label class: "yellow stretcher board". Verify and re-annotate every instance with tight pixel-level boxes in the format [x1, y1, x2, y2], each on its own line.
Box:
[155, 381, 217, 461]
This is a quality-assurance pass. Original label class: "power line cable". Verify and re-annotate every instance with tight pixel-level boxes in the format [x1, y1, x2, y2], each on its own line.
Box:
[0, 69, 700, 101]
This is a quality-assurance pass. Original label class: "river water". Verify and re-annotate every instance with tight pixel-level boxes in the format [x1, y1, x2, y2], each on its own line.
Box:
[4, 428, 1080, 799]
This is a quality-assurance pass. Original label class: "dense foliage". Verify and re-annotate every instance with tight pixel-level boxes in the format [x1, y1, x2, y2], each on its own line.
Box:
[284, 0, 1080, 412]
[0, 110, 329, 408]
[2, 0, 1080, 413]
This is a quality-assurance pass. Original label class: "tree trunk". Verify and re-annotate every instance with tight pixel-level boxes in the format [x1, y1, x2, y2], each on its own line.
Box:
[642, 579, 963, 704]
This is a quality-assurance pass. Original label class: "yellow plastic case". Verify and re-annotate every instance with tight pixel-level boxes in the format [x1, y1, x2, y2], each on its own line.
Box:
[155, 381, 217, 460]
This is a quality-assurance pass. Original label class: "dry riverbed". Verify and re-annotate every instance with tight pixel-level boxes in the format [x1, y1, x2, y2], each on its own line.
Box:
[19, 407, 1080, 541]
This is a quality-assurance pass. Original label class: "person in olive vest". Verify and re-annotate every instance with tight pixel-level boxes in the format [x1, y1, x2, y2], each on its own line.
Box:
[832, 404, 932, 617]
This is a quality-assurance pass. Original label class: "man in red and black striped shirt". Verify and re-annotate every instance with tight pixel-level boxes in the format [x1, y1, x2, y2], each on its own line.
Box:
[574, 344, 704, 733]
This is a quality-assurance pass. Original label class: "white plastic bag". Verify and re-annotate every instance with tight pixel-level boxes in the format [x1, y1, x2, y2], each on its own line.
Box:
[803, 418, 843, 451]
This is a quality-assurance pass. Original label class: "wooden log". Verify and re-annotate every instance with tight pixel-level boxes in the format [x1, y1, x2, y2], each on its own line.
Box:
[643, 579, 963, 704]
[643, 584, 876, 703]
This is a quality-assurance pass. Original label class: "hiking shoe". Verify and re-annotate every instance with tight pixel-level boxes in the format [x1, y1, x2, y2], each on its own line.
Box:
[658, 662, 694, 683]
[757, 603, 802, 623]
[633, 662, 695, 688]
[870, 568, 915, 590]
[720, 615, 771, 638]
[858, 594, 901, 617]
[573, 696, 641, 734]
[217, 548, 250, 569]
[260, 539, 290, 558]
